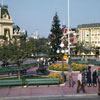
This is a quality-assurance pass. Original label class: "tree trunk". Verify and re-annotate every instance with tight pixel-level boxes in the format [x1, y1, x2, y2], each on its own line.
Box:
[18, 65, 21, 80]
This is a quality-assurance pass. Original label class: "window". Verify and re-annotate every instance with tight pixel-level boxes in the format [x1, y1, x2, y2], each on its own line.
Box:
[4, 29, 10, 34]
[98, 34, 100, 36]
[95, 41, 97, 43]
[92, 34, 94, 36]
[95, 34, 97, 36]
[70, 33, 73, 37]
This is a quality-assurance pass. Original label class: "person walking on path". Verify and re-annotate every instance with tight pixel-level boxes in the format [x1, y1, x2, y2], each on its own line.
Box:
[87, 66, 92, 87]
[76, 71, 86, 93]
[92, 69, 98, 87]
[67, 70, 73, 87]
[82, 68, 86, 86]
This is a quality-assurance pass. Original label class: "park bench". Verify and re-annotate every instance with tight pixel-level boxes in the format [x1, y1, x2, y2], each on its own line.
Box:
[0, 66, 18, 75]
[25, 78, 59, 87]
[87, 59, 96, 64]
[71, 59, 81, 63]
[78, 61, 88, 64]
[93, 62, 100, 66]
[0, 79, 23, 87]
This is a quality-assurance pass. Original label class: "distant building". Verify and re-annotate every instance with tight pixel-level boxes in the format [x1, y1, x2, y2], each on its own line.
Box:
[0, 4, 27, 44]
[62, 26, 78, 45]
[78, 23, 100, 47]
[0, 4, 14, 43]
[13, 25, 27, 42]
[29, 30, 39, 40]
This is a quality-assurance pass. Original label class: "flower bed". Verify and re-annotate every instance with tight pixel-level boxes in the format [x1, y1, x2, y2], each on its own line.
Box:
[49, 64, 69, 71]
[71, 63, 88, 71]
[49, 63, 88, 71]
[49, 73, 62, 83]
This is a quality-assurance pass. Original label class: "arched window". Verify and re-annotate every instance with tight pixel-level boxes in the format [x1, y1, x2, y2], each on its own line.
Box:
[4, 28, 11, 40]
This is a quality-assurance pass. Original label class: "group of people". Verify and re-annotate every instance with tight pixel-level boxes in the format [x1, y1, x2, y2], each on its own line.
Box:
[77, 66, 98, 93]
[67, 66, 99, 93]
[82, 66, 98, 87]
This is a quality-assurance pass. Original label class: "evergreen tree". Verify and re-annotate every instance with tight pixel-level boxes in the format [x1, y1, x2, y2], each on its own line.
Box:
[49, 12, 62, 54]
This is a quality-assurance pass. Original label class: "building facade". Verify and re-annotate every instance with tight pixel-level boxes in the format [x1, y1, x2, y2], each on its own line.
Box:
[13, 25, 27, 42]
[0, 5, 14, 43]
[78, 23, 100, 47]
[29, 30, 39, 40]
[0, 4, 27, 44]
[62, 26, 78, 45]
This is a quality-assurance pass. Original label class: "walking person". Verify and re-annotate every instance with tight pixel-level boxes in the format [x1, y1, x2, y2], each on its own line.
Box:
[82, 68, 86, 86]
[67, 70, 73, 87]
[76, 71, 86, 93]
[87, 66, 92, 87]
[92, 69, 98, 87]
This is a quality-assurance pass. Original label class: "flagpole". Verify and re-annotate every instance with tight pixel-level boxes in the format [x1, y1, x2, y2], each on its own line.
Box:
[68, 0, 71, 70]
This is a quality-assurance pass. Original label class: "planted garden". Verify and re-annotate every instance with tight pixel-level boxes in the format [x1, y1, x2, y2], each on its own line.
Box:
[49, 63, 88, 71]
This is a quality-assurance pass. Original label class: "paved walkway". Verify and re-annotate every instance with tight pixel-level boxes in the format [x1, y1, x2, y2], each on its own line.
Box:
[0, 65, 99, 98]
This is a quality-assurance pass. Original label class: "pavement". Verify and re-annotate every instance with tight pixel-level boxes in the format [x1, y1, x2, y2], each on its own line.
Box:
[0, 64, 99, 99]
[0, 94, 99, 100]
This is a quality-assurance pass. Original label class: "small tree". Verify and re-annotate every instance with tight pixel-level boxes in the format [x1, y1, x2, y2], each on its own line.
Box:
[0, 42, 12, 67]
[10, 40, 36, 80]
[49, 12, 62, 54]
[74, 42, 84, 55]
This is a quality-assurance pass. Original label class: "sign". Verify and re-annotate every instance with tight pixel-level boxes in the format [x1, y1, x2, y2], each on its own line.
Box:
[63, 53, 68, 60]
[63, 53, 68, 63]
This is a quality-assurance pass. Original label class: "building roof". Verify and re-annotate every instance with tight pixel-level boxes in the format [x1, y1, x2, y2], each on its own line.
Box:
[0, 4, 8, 8]
[0, 5, 10, 19]
[77, 23, 100, 28]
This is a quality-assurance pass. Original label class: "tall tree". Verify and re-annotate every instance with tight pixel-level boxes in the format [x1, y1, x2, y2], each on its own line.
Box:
[49, 12, 62, 54]
[10, 40, 36, 80]
[0, 40, 36, 80]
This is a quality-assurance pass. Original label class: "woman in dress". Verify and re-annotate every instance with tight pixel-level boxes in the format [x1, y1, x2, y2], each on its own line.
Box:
[92, 69, 97, 87]
[87, 66, 92, 87]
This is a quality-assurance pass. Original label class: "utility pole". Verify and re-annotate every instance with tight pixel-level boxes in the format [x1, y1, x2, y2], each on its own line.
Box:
[67, 0, 71, 70]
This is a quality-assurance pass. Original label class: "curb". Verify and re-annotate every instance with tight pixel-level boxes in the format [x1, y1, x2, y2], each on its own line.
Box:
[50, 70, 80, 73]
[0, 94, 99, 100]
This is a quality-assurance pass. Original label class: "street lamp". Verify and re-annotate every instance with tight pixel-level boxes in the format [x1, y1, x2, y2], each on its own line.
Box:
[67, 0, 71, 71]
[57, 42, 68, 83]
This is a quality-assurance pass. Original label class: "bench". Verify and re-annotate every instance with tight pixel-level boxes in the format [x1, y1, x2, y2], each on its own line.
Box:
[78, 61, 88, 64]
[0, 80, 23, 87]
[87, 59, 96, 64]
[71, 59, 81, 63]
[25, 78, 59, 87]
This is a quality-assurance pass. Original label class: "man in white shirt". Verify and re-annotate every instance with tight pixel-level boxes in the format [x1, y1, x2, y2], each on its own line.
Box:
[76, 71, 86, 93]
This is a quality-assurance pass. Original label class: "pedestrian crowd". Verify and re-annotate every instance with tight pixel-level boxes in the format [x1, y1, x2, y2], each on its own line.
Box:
[67, 66, 99, 93]
[77, 66, 99, 93]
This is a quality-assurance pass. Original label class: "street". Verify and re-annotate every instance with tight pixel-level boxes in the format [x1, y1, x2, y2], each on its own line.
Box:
[0, 95, 100, 100]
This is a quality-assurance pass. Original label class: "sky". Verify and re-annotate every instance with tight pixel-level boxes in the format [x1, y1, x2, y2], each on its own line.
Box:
[2, 0, 100, 37]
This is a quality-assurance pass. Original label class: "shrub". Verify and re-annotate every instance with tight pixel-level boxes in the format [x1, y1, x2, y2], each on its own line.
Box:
[49, 73, 62, 83]
[49, 64, 69, 71]
[71, 63, 76, 68]
[49, 63, 88, 71]
[71, 63, 88, 71]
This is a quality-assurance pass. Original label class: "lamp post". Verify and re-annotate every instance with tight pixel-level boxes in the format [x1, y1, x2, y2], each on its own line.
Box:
[57, 42, 68, 83]
[67, 0, 71, 70]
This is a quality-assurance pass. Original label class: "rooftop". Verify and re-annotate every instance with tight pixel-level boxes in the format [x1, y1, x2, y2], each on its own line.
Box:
[0, 4, 8, 8]
[77, 23, 100, 28]
[0, 4, 10, 19]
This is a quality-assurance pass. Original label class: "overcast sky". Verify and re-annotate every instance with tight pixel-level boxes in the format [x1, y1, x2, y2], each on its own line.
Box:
[3, 0, 100, 37]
